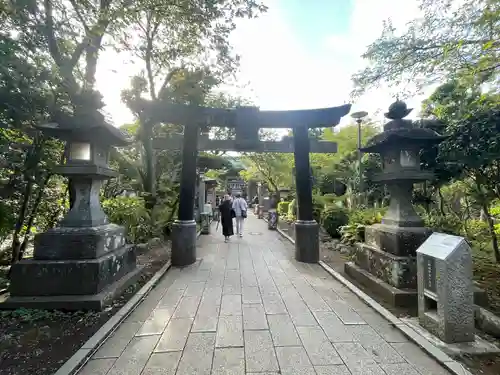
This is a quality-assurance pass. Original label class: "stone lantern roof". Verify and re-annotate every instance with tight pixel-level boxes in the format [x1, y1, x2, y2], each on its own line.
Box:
[34, 113, 131, 147]
[361, 100, 447, 154]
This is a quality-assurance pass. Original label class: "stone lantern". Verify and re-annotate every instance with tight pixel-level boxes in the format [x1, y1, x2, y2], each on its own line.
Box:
[5, 121, 140, 310]
[344, 100, 447, 307]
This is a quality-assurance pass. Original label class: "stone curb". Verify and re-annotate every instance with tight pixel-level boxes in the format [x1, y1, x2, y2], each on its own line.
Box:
[53, 259, 173, 375]
[273, 225, 473, 375]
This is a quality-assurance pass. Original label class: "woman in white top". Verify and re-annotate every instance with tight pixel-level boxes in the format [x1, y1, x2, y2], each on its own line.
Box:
[232, 194, 248, 237]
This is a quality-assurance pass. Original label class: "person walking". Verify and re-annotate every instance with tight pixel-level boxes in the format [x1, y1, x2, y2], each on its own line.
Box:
[219, 195, 234, 242]
[232, 193, 248, 238]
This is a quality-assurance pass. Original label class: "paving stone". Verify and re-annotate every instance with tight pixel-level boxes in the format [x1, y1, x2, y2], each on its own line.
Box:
[127, 296, 166, 323]
[201, 286, 223, 305]
[207, 276, 225, 287]
[243, 304, 268, 330]
[93, 321, 141, 359]
[192, 270, 210, 282]
[157, 288, 184, 309]
[172, 296, 201, 318]
[262, 293, 288, 314]
[78, 358, 115, 375]
[197, 299, 220, 315]
[267, 314, 301, 346]
[328, 300, 366, 325]
[280, 368, 316, 375]
[176, 333, 216, 375]
[301, 293, 331, 312]
[372, 323, 409, 343]
[346, 325, 405, 364]
[220, 294, 242, 316]
[211, 347, 245, 375]
[346, 363, 386, 375]
[296, 326, 343, 365]
[154, 318, 193, 352]
[380, 363, 421, 375]
[241, 274, 258, 287]
[288, 308, 317, 327]
[184, 282, 206, 297]
[356, 309, 391, 329]
[314, 311, 355, 342]
[244, 330, 279, 372]
[136, 308, 172, 336]
[391, 342, 453, 375]
[314, 365, 352, 375]
[107, 335, 160, 375]
[216, 315, 243, 348]
[333, 342, 376, 366]
[275, 346, 312, 368]
[141, 352, 181, 375]
[242, 286, 262, 304]
[192, 306, 219, 332]
[75, 216, 457, 375]
[223, 283, 242, 295]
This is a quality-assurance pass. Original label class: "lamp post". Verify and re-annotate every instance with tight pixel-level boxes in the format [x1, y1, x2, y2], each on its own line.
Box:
[351, 111, 368, 200]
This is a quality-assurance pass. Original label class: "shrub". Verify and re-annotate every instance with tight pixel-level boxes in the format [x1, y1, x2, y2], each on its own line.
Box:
[321, 207, 349, 238]
[339, 207, 386, 244]
[423, 213, 462, 236]
[278, 201, 290, 217]
[312, 196, 325, 223]
[287, 199, 297, 222]
[348, 208, 386, 226]
[102, 196, 153, 243]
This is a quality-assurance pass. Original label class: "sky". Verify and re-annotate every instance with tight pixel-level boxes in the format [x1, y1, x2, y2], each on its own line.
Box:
[95, 0, 431, 128]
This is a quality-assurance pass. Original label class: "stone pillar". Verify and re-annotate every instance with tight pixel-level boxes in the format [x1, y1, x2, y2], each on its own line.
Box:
[257, 183, 264, 219]
[198, 175, 206, 219]
[293, 125, 319, 263]
[172, 124, 198, 266]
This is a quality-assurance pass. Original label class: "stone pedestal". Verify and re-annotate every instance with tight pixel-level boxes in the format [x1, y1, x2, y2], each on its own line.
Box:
[258, 205, 264, 219]
[346, 223, 488, 307]
[346, 222, 432, 307]
[268, 211, 278, 230]
[5, 223, 140, 310]
[171, 220, 197, 266]
[295, 220, 319, 263]
[200, 213, 211, 235]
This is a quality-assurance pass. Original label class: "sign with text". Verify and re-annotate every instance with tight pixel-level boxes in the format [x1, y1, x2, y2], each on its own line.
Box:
[416, 232, 474, 343]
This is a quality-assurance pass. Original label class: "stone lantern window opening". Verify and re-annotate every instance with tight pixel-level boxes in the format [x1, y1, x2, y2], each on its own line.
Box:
[69, 142, 91, 161]
[400, 149, 419, 168]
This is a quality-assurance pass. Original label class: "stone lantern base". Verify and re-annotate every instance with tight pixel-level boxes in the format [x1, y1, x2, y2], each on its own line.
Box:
[345, 223, 488, 308]
[1, 224, 141, 311]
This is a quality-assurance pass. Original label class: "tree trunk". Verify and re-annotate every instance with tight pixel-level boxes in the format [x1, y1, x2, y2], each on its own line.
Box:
[438, 187, 446, 216]
[10, 179, 33, 265]
[140, 121, 156, 208]
[19, 174, 51, 260]
[474, 176, 500, 262]
[481, 202, 500, 263]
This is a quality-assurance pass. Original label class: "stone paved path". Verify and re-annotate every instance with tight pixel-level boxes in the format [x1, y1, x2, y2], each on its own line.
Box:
[77, 215, 452, 375]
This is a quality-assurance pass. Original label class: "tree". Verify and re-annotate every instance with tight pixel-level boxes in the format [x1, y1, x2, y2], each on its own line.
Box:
[352, 0, 500, 97]
[120, 0, 266, 207]
[240, 153, 294, 199]
[0, 25, 68, 264]
[422, 80, 500, 262]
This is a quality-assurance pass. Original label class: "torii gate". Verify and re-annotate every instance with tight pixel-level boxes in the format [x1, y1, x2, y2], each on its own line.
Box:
[145, 102, 351, 266]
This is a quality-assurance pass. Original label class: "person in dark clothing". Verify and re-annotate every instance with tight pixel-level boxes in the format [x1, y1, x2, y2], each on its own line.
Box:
[219, 194, 234, 242]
